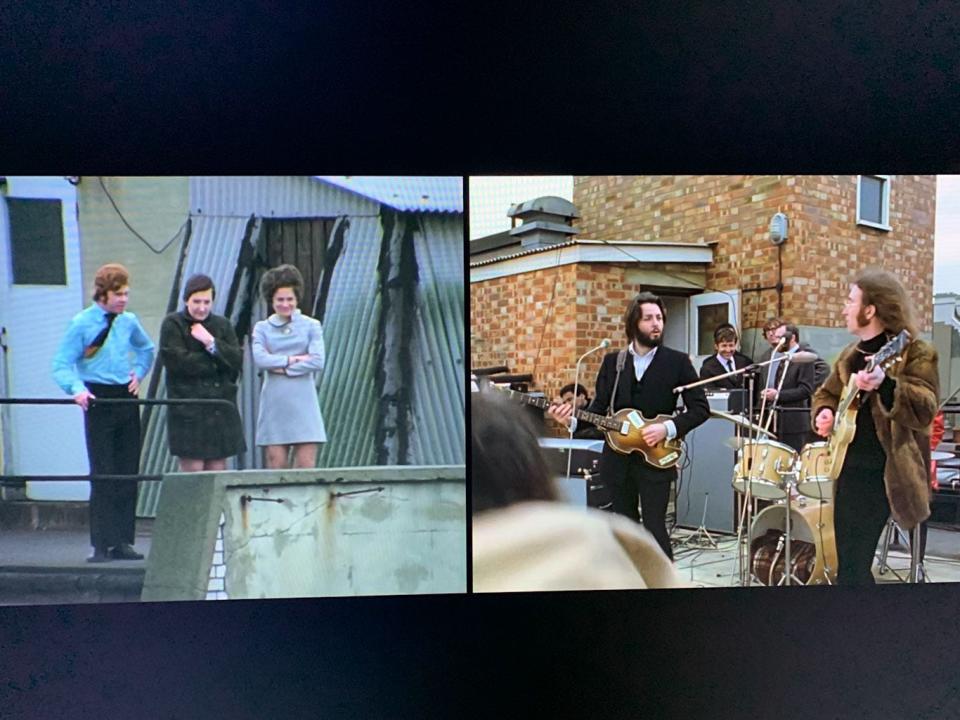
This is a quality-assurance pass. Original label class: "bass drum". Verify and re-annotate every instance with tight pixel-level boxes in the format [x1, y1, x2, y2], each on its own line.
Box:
[749, 501, 837, 586]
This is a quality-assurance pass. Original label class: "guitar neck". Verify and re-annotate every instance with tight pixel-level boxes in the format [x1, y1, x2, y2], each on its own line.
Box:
[498, 387, 621, 431]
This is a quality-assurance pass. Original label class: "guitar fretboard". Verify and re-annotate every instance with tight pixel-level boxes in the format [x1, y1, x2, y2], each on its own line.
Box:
[498, 387, 621, 431]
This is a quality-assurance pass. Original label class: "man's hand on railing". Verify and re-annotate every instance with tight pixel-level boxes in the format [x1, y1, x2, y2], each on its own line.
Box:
[73, 390, 95, 411]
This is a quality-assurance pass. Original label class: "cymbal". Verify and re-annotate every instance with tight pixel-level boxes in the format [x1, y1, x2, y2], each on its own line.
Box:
[710, 409, 776, 439]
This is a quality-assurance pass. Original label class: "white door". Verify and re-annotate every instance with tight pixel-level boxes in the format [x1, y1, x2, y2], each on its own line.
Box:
[0, 177, 90, 500]
[688, 290, 740, 374]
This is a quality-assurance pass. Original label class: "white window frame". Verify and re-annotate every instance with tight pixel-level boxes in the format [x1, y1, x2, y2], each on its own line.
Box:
[856, 174, 891, 231]
[688, 290, 740, 372]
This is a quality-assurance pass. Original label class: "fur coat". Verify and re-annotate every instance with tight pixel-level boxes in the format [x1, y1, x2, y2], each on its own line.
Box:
[472, 502, 686, 592]
[810, 337, 939, 529]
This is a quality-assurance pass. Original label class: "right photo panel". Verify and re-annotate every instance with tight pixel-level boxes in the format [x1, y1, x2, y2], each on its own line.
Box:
[470, 174, 960, 592]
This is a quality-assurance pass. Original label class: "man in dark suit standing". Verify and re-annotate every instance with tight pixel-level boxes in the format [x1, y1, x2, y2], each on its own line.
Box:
[760, 322, 815, 453]
[699, 324, 754, 391]
[549, 292, 710, 559]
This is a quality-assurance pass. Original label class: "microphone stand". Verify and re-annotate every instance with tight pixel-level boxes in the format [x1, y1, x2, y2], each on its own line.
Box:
[566, 341, 609, 482]
[674, 346, 787, 586]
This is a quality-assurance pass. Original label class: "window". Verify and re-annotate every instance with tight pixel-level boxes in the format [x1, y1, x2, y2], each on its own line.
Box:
[856, 175, 891, 230]
[7, 198, 67, 285]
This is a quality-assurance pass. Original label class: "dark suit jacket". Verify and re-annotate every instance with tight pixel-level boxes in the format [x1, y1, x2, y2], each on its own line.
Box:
[586, 345, 710, 478]
[699, 351, 753, 391]
[762, 350, 815, 436]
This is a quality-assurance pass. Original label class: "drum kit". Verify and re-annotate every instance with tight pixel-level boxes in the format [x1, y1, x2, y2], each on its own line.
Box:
[676, 346, 836, 586]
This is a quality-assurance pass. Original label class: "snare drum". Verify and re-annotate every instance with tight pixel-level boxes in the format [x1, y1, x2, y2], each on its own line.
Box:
[749, 501, 837, 586]
[732, 439, 797, 500]
[796, 442, 833, 500]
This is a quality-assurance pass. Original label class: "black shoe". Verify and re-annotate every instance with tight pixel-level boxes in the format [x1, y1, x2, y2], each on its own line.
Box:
[109, 543, 144, 560]
[87, 548, 112, 563]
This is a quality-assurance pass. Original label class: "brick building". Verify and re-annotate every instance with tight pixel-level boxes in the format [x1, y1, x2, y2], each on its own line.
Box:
[470, 175, 937, 407]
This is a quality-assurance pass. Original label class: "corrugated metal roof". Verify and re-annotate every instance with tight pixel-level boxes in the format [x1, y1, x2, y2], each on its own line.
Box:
[313, 177, 463, 213]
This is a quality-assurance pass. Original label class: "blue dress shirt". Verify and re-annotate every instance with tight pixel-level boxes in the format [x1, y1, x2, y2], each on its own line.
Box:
[52, 304, 156, 395]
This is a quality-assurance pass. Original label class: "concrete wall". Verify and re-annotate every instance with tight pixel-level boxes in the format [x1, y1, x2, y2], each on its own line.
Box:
[142, 465, 466, 601]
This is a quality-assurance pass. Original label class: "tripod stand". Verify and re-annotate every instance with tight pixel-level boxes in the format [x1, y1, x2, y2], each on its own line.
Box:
[680, 491, 720, 549]
[877, 517, 927, 582]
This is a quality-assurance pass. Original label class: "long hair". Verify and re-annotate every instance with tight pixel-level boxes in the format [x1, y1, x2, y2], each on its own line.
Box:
[854, 268, 919, 338]
[623, 291, 666, 344]
[472, 393, 558, 513]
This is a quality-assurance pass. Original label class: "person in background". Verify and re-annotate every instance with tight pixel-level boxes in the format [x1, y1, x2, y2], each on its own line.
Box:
[557, 382, 603, 439]
[473, 392, 682, 592]
[761, 323, 815, 453]
[699, 324, 753, 391]
[252, 264, 327, 469]
[52, 263, 155, 563]
[159, 274, 246, 472]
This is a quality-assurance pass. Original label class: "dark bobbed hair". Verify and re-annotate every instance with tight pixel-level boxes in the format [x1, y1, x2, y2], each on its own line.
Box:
[853, 268, 919, 338]
[92, 263, 130, 302]
[260, 264, 305, 305]
[472, 393, 558, 513]
[559, 383, 589, 398]
[182, 273, 216, 302]
[623, 291, 666, 344]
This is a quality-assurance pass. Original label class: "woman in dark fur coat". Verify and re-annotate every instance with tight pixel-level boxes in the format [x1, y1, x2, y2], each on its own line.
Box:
[160, 274, 246, 471]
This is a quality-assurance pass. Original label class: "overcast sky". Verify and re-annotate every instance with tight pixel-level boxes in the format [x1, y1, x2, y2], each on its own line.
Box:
[470, 175, 960, 295]
[935, 175, 960, 295]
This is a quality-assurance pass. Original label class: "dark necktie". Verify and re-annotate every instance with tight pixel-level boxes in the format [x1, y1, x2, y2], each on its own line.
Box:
[83, 313, 117, 358]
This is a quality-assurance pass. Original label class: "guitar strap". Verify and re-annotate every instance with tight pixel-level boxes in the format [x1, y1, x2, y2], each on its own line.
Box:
[608, 348, 629, 416]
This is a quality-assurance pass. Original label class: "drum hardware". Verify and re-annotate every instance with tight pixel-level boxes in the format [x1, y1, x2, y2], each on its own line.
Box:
[675, 348, 806, 586]
[680, 491, 720, 550]
[748, 493, 837, 586]
[877, 517, 926, 583]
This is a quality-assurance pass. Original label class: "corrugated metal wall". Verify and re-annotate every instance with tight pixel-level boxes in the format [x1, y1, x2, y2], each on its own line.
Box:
[408, 214, 465, 465]
[137, 177, 464, 516]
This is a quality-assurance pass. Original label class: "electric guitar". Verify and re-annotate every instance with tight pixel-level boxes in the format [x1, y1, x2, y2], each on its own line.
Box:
[823, 329, 911, 481]
[495, 386, 683, 469]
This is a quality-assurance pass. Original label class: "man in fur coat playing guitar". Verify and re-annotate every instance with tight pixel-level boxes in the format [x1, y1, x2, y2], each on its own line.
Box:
[549, 292, 710, 560]
[812, 269, 939, 586]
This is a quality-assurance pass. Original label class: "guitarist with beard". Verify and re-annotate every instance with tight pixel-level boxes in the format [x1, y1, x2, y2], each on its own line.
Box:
[549, 292, 710, 559]
[812, 269, 939, 586]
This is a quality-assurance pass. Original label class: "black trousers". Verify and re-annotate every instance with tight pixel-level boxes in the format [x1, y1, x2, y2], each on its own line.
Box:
[834, 461, 890, 586]
[609, 460, 675, 560]
[83, 383, 141, 550]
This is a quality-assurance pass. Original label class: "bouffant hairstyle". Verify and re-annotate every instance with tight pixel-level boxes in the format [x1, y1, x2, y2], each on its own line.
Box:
[182, 273, 216, 302]
[260, 264, 304, 305]
[92, 263, 130, 302]
[623, 291, 666, 344]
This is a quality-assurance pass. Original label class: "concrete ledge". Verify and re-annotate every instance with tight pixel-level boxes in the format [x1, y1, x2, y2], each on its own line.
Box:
[0, 567, 144, 605]
[0, 501, 89, 531]
[142, 464, 467, 601]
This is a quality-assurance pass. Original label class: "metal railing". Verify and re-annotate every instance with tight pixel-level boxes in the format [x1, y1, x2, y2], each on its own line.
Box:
[0, 397, 235, 484]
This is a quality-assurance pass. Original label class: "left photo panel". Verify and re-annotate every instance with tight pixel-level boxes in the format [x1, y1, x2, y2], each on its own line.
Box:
[0, 175, 466, 604]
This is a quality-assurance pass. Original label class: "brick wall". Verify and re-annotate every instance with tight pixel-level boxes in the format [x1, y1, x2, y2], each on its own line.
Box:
[471, 175, 936, 428]
[573, 175, 936, 332]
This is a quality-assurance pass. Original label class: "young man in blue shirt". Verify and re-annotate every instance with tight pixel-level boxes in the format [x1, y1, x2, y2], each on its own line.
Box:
[52, 263, 156, 563]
